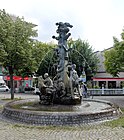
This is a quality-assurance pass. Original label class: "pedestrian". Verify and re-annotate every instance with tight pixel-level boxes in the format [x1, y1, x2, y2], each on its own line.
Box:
[81, 82, 87, 98]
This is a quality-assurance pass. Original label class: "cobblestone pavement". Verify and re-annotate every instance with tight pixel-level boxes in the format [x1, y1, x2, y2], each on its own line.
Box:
[0, 93, 124, 140]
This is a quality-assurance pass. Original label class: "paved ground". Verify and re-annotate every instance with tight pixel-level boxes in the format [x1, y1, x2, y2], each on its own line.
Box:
[0, 93, 124, 140]
[93, 95, 124, 109]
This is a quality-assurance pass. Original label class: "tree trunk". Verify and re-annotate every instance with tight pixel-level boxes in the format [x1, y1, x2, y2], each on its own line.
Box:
[9, 66, 14, 99]
[10, 74, 14, 99]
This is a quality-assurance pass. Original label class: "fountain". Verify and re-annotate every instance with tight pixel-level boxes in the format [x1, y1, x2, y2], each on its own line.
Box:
[37, 22, 82, 105]
[2, 22, 121, 126]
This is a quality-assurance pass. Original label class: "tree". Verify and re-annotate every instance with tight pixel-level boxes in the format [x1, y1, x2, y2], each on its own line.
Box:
[14, 40, 56, 78]
[104, 47, 121, 77]
[37, 38, 99, 81]
[36, 42, 56, 77]
[104, 29, 124, 77]
[0, 9, 37, 99]
[68, 39, 99, 80]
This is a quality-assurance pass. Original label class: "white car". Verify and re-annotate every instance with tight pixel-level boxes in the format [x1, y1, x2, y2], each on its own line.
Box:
[0, 85, 10, 92]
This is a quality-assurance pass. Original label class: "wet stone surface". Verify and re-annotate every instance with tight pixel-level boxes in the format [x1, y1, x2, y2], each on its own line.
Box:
[14, 100, 114, 113]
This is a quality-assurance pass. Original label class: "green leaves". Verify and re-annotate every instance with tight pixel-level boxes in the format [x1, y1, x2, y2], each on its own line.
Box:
[104, 29, 124, 77]
[36, 42, 56, 76]
[69, 39, 99, 80]
[0, 9, 38, 76]
[37, 38, 99, 80]
[104, 49, 119, 76]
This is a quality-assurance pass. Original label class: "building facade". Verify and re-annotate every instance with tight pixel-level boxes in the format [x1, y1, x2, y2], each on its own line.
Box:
[92, 49, 124, 88]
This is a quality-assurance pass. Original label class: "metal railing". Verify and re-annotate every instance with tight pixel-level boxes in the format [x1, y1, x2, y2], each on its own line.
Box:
[87, 88, 124, 95]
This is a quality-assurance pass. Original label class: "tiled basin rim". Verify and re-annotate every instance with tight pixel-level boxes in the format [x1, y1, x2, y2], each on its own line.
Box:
[2, 99, 120, 126]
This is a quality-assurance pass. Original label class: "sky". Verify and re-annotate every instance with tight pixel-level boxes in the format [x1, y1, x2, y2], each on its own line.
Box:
[0, 0, 124, 51]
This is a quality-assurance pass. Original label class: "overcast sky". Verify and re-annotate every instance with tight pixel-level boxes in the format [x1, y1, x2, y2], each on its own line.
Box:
[0, 0, 124, 51]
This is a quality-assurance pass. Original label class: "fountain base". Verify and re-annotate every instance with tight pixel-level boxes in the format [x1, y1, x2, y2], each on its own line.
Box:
[37, 91, 81, 105]
[2, 99, 121, 126]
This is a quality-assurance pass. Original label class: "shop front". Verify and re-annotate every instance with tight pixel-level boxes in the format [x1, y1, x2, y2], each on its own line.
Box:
[92, 77, 124, 88]
[3, 76, 33, 92]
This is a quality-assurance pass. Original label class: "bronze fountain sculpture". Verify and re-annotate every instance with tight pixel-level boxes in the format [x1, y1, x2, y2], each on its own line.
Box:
[37, 22, 82, 105]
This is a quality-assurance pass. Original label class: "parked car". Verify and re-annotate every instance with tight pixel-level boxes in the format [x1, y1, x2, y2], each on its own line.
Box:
[0, 85, 10, 92]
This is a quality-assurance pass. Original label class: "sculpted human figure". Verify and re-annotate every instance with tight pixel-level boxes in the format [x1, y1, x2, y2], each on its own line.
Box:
[37, 76, 47, 102]
[38, 73, 53, 93]
[38, 75, 46, 94]
[38, 73, 55, 104]
[43, 73, 53, 87]
[56, 78, 66, 98]
[70, 64, 81, 97]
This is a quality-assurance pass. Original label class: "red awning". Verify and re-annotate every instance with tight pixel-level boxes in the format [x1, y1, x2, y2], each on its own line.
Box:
[4, 76, 30, 81]
[93, 77, 124, 81]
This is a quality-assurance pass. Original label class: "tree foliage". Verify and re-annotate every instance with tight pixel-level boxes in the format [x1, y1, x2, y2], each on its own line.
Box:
[37, 38, 99, 81]
[104, 29, 124, 77]
[0, 9, 37, 99]
[36, 43, 56, 77]
[68, 39, 99, 80]
[104, 47, 121, 76]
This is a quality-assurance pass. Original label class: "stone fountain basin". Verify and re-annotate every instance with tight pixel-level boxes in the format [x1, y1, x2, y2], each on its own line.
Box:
[2, 99, 120, 126]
